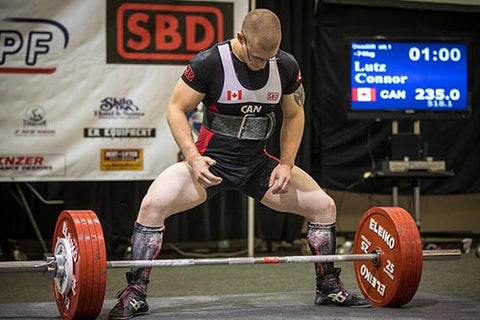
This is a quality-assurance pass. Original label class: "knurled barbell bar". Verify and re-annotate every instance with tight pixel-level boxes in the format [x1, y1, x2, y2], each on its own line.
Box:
[0, 207, 462, 320]
[0, 249, 460, 271]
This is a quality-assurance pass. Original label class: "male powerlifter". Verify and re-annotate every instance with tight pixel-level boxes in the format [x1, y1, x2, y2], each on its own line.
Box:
[109, 8, 371, 319]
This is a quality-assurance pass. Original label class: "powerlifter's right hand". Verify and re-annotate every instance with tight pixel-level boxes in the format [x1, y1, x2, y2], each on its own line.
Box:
[188, 155, 223, 188]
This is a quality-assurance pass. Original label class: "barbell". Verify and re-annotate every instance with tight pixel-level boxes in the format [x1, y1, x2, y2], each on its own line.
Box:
[0, 207, 461, 319]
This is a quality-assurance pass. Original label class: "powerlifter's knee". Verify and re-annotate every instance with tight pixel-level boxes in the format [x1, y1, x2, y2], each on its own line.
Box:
[137, 193, 169, 226]
[310, 195, 336, 224]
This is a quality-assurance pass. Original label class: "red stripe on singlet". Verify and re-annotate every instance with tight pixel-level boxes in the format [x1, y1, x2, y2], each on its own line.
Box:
[196, 105, 218, 154]
[207, 104, 219, 112]
[263, 146, 280, 163]
[196, 126, 215, 155]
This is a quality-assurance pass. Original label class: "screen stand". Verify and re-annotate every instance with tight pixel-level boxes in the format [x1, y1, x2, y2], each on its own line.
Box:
[390, 120, 422, 228]
[372, 122, 453, 231]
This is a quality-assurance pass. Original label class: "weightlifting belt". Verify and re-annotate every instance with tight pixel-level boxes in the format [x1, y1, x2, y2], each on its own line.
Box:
[203, 108, 276, 140]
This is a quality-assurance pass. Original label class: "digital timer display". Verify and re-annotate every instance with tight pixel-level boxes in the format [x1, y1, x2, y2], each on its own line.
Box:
[349, 40, 470, 119]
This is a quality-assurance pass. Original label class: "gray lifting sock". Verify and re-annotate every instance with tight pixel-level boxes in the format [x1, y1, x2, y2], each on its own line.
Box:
[129, 222, 165, 285]
[307, 222, 337, 280]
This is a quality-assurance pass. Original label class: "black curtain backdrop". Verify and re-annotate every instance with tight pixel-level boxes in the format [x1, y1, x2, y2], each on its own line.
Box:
[312, 1, 480, 195]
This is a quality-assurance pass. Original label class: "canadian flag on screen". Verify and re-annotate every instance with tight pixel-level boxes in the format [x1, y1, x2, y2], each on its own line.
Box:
[352, 88, 376, 102]
[227, 90, 242, 101]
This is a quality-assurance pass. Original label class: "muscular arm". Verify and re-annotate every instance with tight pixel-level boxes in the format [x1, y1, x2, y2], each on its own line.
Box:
[279, 84, 305, 168]
[167, 79, 204, 161]
[167, 79, 222, 186]
[268, 84, 305, 194]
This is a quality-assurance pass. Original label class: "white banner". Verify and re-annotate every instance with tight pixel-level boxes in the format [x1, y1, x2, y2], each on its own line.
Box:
[0, 0, 248, 181]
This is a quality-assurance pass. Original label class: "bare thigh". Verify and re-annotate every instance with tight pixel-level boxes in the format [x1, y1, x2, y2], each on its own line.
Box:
[260, 166, 336, 223]
[137, 162, 207, 226]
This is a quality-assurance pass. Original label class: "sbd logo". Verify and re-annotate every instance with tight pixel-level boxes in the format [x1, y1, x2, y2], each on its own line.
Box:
[107, 1, 233, 65]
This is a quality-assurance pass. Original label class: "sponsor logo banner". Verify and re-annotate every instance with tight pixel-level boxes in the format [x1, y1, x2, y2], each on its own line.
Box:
[84, 128, 156, 138]
[100, 149, 143, 171]
[14, 105, 56, 137]
[0, 0, 247, 181]
[94, 97, 145, 119]
[0, 154, 66, 177]
[107, 0, 234, 64]
[0, 18, 69, 74]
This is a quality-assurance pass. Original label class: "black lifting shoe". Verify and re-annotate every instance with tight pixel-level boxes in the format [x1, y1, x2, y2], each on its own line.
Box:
[315, 268, 372, 308]
[109, 272, 149, 319]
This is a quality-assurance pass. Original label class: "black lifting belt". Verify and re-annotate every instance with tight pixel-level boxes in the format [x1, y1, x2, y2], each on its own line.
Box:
[203, 108, 276, 140]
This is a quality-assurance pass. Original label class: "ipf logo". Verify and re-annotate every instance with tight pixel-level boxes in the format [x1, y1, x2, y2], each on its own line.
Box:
[0, 18, 69, 74]
[107, 0, 233, 65]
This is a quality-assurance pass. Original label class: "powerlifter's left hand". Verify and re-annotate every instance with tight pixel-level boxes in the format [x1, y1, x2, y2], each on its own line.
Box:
[268, 164, 292, 194]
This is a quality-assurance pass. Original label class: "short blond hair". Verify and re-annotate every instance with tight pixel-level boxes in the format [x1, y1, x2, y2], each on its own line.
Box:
[241, 9, 282, 51]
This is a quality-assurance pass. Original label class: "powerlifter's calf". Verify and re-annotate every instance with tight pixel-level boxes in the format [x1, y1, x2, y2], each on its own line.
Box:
[109, 163, 208, 319]
[133, 162, 207, 278]
[260, 166, 371, 307]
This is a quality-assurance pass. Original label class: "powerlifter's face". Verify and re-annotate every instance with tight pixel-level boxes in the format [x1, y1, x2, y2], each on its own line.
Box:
[239, 32, 279, 71]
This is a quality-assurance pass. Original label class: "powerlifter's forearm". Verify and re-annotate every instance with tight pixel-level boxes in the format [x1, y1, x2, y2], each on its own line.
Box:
[279, 109, 304, 168]
[279, 84, 306, 169]
[166, 79, 205, 162]
[167, 106, 200, 162]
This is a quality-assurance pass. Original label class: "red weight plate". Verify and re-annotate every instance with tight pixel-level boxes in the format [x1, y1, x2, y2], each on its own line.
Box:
[395, 213, 423, 306]
[353, 207, 422, 307]
[72, 210, 95, 319]
[52, 210, 89, 319]
[81, 210, 107, 319]
[52, 210, 107, 320]
[95, 211, 108, 316]
[394, 208, 423, 306]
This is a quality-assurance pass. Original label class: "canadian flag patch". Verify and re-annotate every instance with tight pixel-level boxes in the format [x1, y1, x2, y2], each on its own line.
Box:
[352, 88, 376, 102]
[227, 90, 242, 101]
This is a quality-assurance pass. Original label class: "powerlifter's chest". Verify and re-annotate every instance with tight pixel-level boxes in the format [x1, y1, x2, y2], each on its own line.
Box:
[206, 44, 282, 116]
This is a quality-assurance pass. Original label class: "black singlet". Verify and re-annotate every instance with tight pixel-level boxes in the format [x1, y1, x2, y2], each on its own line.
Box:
[180, 40, 302, 200]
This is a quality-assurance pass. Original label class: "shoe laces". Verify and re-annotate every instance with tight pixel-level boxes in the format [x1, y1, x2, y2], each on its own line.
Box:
[115, 284, 146, 306]
[330, 277, 361, 298]
[318, 275, 349, 295]
[330, 275, 347, 291]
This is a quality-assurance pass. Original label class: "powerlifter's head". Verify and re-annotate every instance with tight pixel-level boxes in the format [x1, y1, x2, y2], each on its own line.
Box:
[237, 9, 281, 71]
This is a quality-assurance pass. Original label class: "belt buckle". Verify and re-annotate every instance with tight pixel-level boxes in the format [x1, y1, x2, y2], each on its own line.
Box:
[237, 114, 254, 139]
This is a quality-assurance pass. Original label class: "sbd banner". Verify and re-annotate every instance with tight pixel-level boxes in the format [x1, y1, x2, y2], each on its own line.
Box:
[0, 0, 247, 181]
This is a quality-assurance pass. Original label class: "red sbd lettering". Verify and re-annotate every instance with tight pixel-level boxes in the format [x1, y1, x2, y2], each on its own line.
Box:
[117, 4, 224, 61]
